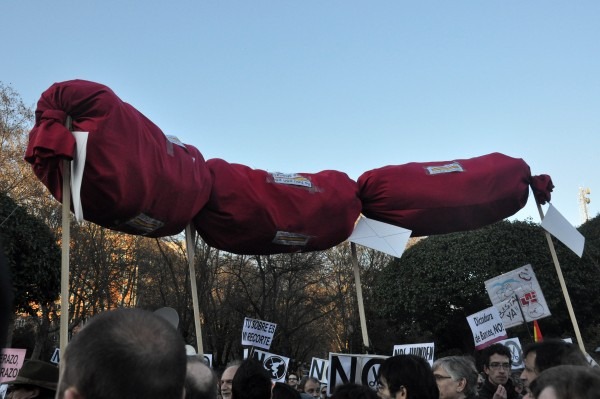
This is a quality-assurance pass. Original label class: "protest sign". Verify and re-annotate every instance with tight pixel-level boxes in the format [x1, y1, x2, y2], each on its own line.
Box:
[50, 348, 60, 364]
[203, 354, 213, 368]
[251, 349, 289, 382]
[466, 306, 507, 350]
[309, 357, 329, 383]
[392, 342, 435, 367]
[241, 317, 277, 350]
[327, 353, 388, 396]
[0, 348, 27, 383]
[497, 337, 524, 369]
[485, 264, 550, 328]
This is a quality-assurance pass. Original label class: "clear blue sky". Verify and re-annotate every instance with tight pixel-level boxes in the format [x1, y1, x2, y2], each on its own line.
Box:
[2, 1, 598, 227]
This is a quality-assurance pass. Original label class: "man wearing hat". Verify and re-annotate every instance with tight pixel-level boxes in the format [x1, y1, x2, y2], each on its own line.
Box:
[5, 359, 58, 399]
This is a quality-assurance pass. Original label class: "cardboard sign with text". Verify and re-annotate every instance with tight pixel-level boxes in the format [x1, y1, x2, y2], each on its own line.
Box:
[309, 357, 329, 384]
[1, 348, 27, 383]
[497, 338, 524, 369]
[327, 353, 388, 396]
[251, 349, 290, 382]
[241, 317, 277, 350]
[392, 342, 435, 367]
[467, 306, 507, 350]
[485, 265, 550, 328]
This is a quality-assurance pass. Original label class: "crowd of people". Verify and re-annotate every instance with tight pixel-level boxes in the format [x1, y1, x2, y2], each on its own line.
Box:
[2, 293, 600, 398]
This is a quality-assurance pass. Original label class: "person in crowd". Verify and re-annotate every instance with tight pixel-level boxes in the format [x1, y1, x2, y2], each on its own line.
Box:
[331, 383, 378, 399]
[231, 358, 272, 399]
[377, 354, 438, 399]
[220, 361, 242, 399]
[273, 382, 302, 399]
[528, 365, 600, 399]
[478, 343, 521, 399]
[186, 355, 218, 399]
[5, 359, 59, 399]
[55, 307, 187, 399]
[299, 377, 321, 399]
[320, 384, 328, 399]
[520, 339, 589, 396]
[287, 373, 300, 390]
[432, 356, 479, 399]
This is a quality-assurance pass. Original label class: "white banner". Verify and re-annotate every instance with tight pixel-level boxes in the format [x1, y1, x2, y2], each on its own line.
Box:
[392, 342, 435, 367]
[241, 317, 277, 350]
[485, 264, 550, 328]
[497, 338, 524, 369]
[309, 357, 329, 383]
[327, 353, 388, 396]
[250, 349, 289, 382]
[466, 306, 507, 350]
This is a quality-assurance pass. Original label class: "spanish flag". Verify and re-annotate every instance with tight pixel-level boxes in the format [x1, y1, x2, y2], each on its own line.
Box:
[533, 320, 543, 342]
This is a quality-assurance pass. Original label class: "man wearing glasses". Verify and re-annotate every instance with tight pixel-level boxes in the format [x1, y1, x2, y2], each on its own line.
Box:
[287, 373, 299, 390]
[478, 343, 521, 399]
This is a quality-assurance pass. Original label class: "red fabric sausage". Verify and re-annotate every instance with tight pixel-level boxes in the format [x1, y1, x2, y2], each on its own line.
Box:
[193, 159, 362, 254]
[24, 79, 211, 237]
[358, 153, 540, 236]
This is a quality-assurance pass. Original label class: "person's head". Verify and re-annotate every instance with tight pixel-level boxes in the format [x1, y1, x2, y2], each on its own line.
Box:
[320, 384, 328, 399]
[231, 359, 272, 399]
[529, 365, 600, 399]
[299, 377, 320, 398]
[186, 356, 218, 399]
[520, 339, 588, 390]
[331, 383, 378, 399]
[220, 361, 241, 399]
[56, 307, 187, 399]
[481, 343, 512, 386]
[273, 382, 301, 399]
[432, 356, 478, 399]
[5, 360, 58, 399]
[377, 354, 438, 399]
[287, 374, 299, 389]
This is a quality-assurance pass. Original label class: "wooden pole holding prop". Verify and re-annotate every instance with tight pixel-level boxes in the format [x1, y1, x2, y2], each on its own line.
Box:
[536, 202, 585, 353]
[351, 242, 370, 351]
[185, 224, 204, 355]
[60, 116, 72, 356]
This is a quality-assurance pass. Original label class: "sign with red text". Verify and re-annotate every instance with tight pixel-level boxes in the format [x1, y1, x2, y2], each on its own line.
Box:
[485, 264, 550, 328]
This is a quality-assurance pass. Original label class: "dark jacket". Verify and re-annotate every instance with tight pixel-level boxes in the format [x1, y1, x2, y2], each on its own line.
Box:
[478, 377, 521, 399]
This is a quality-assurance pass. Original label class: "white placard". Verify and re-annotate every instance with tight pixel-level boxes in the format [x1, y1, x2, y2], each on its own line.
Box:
[327, 353, 388, 396]
[485, 264, 550, 328]
[497, 337, 524, 369]
[251, 349, 289, 382]
[309, 357, 329, 383]
[466, 306, 507, 350]
[241, 317, 277, 350]
[541, 204, 585, 257]
[392, 342, 435, 367]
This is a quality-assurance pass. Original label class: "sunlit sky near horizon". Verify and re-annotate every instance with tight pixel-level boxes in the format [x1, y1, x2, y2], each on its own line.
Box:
[2, 1, 599, 228]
